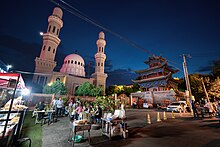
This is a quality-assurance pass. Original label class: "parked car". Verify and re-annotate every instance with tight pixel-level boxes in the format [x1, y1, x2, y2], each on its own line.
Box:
[143, 103, 153, 109]
[166, 102, 186, 113]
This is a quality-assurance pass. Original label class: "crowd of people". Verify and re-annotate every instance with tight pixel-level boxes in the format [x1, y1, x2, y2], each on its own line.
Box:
[191, 100, 220, 118]
[67, 99, 102, 124]
[34, 97, 103, 124]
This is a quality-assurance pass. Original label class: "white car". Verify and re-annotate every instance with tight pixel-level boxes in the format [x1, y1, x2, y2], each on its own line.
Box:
[143, 103, 153, 109]
[166, 102, 186, 113]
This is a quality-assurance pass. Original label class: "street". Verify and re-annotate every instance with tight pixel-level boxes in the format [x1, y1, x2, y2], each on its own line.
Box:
[93, 109, 220, 147]
[42, 109, 220, 147]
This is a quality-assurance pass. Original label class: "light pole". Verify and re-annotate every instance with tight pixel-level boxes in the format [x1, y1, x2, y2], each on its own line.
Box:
[39, 32, 44, 36]
[6, 65, 12, 72]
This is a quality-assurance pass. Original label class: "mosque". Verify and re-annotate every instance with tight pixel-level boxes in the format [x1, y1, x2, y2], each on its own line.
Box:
[32, 7, 108, 95]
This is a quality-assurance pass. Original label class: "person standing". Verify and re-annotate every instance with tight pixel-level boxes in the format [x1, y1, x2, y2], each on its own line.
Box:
[191, 101, 199, 118]
[95, 105, 102, 124]
[56, 97, 63, 117]
[75, 104, 83, 120]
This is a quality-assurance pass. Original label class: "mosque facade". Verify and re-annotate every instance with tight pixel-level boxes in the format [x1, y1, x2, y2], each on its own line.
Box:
[33, 7, 107, 95]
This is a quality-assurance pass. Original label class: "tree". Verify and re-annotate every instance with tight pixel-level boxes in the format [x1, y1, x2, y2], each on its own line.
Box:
[90, 87, 104, 96]
[208, 77, 220, 99]
[92, 96, 120, 113]
[75, 82, 93, 96]
[43, 80, 67, 95]
[106, 84, 140, 96]
[75, 82, 104, 96]
[178, 73, 212, 101]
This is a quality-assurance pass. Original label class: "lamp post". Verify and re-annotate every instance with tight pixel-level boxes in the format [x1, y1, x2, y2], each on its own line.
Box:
[6, 65, 12, 72]
[39, 32, 44, 36]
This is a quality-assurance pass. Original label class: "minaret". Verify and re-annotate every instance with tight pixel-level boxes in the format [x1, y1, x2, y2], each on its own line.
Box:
[91, 31, 108, 94]
[33, 7, 63, 85]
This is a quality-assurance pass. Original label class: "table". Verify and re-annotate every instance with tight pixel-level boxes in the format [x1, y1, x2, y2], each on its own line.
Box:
[101, 118, 126, 140]
[34, 110, 55, 124]
[68, 121, 91, 146]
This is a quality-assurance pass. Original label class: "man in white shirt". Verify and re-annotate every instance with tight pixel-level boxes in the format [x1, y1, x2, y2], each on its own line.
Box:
[56, 97, 63, 117]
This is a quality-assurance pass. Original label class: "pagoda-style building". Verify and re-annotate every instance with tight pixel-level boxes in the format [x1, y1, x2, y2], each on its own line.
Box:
[133, 55, 179, 91]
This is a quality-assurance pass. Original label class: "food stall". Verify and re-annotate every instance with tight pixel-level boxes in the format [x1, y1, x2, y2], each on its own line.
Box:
[0, 73, 28, 147]
[101, 109, 128, 140]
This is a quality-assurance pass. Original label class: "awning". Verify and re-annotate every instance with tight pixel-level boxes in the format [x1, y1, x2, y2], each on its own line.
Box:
[0, 73, 26, 89]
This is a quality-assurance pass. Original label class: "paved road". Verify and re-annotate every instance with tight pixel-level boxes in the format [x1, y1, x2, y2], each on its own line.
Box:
[42, 109, 220, 147]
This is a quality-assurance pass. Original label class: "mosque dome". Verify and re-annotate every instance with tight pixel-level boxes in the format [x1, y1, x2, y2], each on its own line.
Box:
[60, 53, 85, 77]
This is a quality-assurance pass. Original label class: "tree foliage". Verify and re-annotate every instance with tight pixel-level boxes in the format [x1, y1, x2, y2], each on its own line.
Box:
[42, 80, 67, 95]
[106, 84, 140, 96]
[75, 82, 104, 96]
[208, 77, 220, 99]
[92, 96, 120, 113]
[178, 73, 212, 101]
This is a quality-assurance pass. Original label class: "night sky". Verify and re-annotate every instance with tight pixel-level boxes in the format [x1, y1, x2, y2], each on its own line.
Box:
[0, 0, 220, 86]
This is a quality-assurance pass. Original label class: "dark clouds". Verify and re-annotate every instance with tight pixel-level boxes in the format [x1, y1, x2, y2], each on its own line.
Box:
[196, 66, 212, 73]
[68, 55, 137, 86]
[0, 33, 40, 72]
[106, 69, 138, 86]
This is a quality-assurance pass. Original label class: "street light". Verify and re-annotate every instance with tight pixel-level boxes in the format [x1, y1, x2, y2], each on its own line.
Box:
[6, 65, 12, 72]
[39, 32, 44, 36]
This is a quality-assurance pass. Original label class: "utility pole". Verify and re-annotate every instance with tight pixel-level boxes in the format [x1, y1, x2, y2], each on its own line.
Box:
[201, 77, 210, 102]
[182, 54, 193, 109]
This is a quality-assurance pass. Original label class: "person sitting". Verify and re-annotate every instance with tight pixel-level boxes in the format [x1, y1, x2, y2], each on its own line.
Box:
[36, 101, 45, 120]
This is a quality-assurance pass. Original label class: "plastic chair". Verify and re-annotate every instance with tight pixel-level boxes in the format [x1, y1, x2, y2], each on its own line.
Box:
[41, 112, 53, 125]
[17, 137, 31, 147]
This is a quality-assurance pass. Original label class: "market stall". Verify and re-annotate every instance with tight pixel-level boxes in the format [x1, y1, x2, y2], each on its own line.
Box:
[101, 109, 128, 140]
[0, 73, 28, 147]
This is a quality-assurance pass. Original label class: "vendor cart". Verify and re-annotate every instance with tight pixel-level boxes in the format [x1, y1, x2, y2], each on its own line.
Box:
[101, 118, 127, 140]
[0, 73, 29, 147]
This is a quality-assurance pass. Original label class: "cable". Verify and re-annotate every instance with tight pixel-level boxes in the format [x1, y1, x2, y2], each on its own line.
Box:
[49, 0, 151, 54]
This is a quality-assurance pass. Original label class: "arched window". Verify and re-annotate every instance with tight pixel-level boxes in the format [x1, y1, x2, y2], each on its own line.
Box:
[65, 61, 67, 64]
[102, 47, 104, 52]
[57, 29, 60, 35]
[101, 63, 103, 66]
[68, 60, 70, 64]
[48, 46, 51, 51]
[71, 60, 73, 64]
[52, 26, 56, 33]
[43, 46, 46, 51]
[78, 62, 80, 65]
[53, 49, 55, 53]
[98, 62, 100, 66]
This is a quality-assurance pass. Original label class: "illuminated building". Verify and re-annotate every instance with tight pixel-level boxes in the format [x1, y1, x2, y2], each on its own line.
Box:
[131, 55, 181, 106]
[33, 7, 107, 95]
[133, 55, 179, 91]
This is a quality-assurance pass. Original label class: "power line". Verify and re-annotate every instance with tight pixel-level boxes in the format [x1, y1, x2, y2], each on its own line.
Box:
[48, 0, 192, 75]
[49, 0, 151, 54]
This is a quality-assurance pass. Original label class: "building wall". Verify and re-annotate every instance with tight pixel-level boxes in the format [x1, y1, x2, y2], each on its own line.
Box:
[131, 90, 177, 105]
[48, 72, 94, 95]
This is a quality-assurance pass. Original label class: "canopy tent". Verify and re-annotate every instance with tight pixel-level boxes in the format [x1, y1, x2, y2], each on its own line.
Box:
[0, 73, 26, 90]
